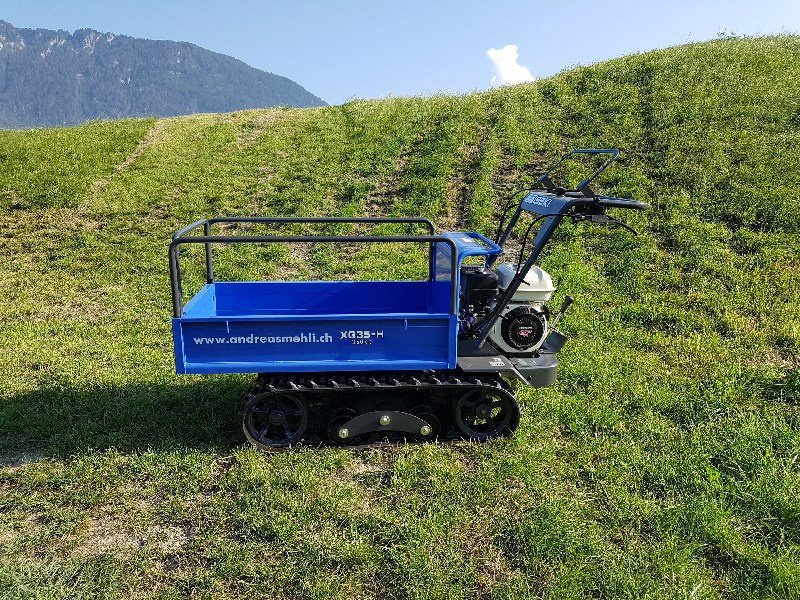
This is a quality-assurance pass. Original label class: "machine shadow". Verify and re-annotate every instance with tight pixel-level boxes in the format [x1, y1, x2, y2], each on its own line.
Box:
[0, 377, 249, 457]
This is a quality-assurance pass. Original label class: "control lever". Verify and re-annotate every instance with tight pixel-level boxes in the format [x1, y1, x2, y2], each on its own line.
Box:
[549, 296, 573, 330]
[580, 213, 639, 235]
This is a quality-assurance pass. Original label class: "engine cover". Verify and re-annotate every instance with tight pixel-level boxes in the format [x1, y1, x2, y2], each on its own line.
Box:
[495, 263, 555, 302]
[490, 304, 548, 354]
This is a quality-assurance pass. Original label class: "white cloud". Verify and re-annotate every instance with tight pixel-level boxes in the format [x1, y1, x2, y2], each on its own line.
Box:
[486, 44, 535, 86]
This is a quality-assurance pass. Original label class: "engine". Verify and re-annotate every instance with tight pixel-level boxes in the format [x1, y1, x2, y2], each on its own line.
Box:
[459, 262, 555, 355]
[489, 263, 554, 354]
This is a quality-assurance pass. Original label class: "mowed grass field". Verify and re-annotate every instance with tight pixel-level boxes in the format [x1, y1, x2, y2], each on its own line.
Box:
[1, 36, 799, 598]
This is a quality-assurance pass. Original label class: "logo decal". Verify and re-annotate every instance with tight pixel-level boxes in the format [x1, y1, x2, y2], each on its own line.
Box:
[527, 194, 552, 208]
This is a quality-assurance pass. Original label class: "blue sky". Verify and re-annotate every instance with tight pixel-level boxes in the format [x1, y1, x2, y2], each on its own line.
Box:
[2, 0, 799, 104]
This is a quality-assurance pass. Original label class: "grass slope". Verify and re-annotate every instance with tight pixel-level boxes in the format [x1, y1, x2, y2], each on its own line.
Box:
[1, 36, 799, 598]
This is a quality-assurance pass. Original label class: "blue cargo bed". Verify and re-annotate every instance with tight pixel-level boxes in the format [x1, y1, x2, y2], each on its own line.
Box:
[172, 280, 457, 374]
[169, 218, 503, 376]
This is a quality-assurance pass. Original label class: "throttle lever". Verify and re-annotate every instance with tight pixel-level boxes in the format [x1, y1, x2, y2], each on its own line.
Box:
[549, 296, 573, 330]
[583, 213, 639, 235]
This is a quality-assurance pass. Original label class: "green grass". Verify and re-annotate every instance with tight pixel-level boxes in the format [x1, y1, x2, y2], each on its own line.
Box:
[1, 35, 799, 598]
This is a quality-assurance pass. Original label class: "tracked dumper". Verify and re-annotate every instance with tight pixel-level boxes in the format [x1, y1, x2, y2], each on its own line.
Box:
[169, 149, 647, 450]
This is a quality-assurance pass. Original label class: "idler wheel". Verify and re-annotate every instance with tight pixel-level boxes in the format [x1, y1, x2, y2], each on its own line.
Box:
[453, 388, 519, 440]
[243, 392, 309, 450]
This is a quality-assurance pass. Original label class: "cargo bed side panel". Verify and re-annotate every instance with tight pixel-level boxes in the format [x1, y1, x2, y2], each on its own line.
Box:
[176, 315, 455, 374]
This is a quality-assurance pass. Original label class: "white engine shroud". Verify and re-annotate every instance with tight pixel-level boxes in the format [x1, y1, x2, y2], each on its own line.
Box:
[489, 263, 555, 354]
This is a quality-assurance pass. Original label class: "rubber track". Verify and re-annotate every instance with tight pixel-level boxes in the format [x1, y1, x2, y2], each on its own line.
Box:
[242, 370, 518, 452]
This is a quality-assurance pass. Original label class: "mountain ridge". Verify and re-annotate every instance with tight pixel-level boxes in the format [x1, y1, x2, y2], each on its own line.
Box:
[0, 20, 326, 129]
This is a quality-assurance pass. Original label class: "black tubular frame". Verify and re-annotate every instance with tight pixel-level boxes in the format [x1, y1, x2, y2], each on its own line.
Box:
[169, 216, 456, 318]
[172, 216, 436, 284]
[478, 195, 647, 347]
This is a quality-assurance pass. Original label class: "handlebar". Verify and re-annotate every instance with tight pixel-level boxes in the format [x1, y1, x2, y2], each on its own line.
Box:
[595, 195, 649, 211]
[537, 148, 622, 197]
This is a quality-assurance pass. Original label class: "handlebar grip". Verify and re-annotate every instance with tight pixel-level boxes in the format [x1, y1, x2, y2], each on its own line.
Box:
[596, 196, 649, 210]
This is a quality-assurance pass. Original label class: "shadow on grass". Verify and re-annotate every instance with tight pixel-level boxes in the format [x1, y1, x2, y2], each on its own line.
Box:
[0, 377, 248, 457]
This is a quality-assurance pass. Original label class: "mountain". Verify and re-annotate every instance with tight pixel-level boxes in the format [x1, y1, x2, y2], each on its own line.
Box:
[0, 20, 325, 128]
[1, 36, 799, 598]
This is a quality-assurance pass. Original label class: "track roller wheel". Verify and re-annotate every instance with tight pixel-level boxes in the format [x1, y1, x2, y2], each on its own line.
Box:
[410, 405, 440, 442]
[327, 407, 358, 445]
[243, 392, 309, 450]
[453, 388, 520, 441]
